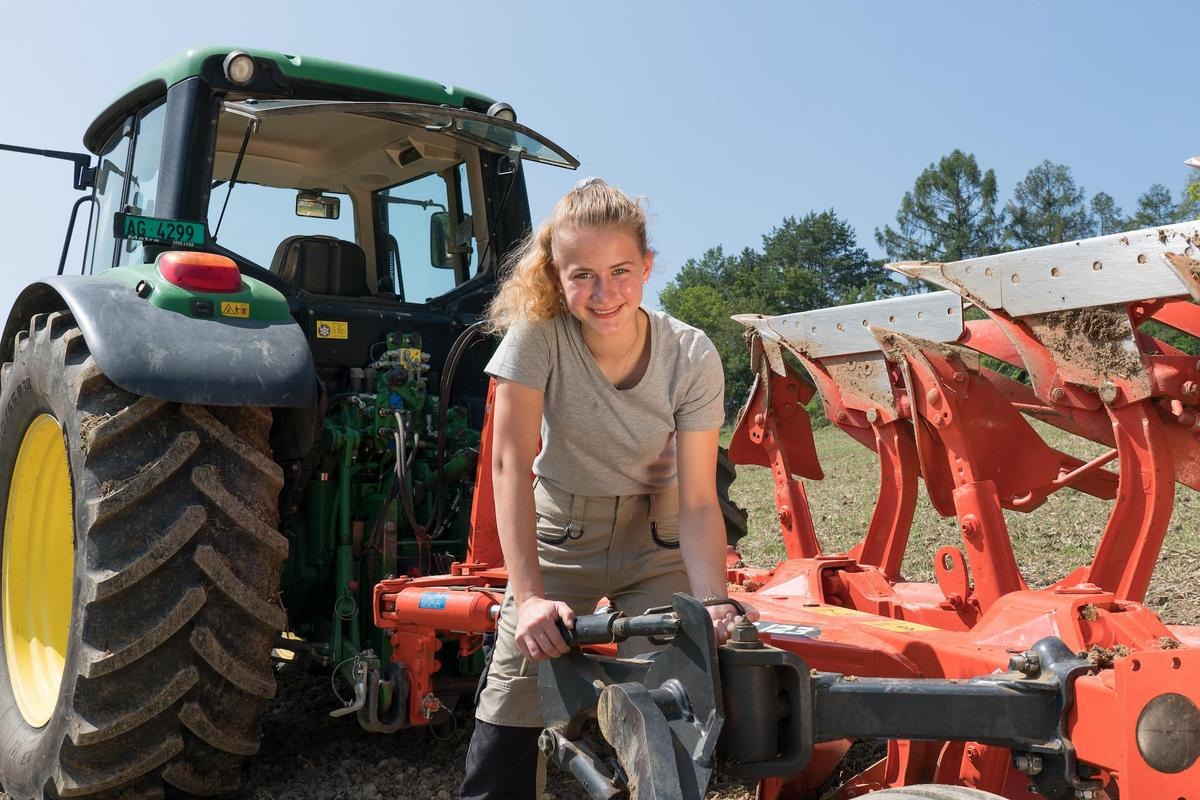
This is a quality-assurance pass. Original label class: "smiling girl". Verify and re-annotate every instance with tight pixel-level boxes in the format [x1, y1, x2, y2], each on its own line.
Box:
[459, 178, 755, 799]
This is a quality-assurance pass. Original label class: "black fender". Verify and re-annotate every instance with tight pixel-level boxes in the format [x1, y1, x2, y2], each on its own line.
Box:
[2, 277, 318, 409]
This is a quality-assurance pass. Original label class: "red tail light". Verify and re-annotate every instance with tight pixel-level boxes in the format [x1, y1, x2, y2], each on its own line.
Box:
[157, 251, 243, 293]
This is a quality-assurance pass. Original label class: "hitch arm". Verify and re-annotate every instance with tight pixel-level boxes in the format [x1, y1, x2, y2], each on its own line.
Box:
[542, 596, 1101, 800]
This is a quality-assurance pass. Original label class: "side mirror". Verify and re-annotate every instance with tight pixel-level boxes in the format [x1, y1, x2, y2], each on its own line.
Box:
[430, 211, 454, 269]
[296, 191, 340, 219]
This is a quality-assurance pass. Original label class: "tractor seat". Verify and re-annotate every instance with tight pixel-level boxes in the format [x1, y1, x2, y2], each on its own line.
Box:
[270, 235, 370, 297]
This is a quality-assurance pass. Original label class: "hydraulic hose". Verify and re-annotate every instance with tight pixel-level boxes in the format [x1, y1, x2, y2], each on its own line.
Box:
[431, 320, 489, 537]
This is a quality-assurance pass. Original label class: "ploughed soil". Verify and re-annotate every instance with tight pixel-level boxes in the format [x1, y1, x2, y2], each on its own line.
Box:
[236, 665, 579, 800]
[236, 662, 748, 800]
[235, 666, 755, 800]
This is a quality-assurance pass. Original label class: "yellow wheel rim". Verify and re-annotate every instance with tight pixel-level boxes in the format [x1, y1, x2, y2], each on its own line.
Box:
[3, 414, 74, 728]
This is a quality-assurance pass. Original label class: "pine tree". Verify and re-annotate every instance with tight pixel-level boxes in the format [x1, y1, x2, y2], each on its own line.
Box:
[875, 149, 1003, 262]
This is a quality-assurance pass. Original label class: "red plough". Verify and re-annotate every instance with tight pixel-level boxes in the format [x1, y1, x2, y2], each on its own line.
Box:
[378, 223, 1200, 799]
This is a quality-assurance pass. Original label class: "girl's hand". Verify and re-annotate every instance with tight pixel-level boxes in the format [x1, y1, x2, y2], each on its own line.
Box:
[515, 596, 576, 660]
[706, 599, 760, 644]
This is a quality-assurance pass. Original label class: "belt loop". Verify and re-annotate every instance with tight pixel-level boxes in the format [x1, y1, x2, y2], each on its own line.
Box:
[568, 492, 586, 537]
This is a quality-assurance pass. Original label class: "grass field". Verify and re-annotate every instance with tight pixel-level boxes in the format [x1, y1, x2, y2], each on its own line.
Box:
[725, 419, 1200, 625]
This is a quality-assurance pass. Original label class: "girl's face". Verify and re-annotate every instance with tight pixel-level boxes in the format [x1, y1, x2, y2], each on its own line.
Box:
[553, 226, 652, 340]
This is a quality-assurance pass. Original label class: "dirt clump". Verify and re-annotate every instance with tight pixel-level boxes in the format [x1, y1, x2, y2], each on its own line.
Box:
[1036, 307, 1141, 379]
[1079, 604, 1100, 621]
[1043, 308, 1129, 342]
[1080, 643, 1130, 669]
[1163, 251, 1200, 282]
[1160, 636, 1183, 650]
[78, 412, 109, 448]
[877, 332, 905, 365]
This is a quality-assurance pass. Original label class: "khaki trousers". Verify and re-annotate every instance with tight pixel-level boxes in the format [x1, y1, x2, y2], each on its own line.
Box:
[473, 476, 690, 728]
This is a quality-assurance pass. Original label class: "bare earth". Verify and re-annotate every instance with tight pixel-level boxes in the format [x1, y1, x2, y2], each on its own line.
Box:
[235, 666, 754, 800]
[234, 419, 1197, 799]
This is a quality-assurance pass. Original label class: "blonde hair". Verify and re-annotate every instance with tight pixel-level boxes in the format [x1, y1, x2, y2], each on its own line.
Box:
[486, 178, 649, 333]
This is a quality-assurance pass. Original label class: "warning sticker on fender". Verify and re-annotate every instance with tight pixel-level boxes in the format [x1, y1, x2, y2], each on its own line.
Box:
[316, 320, 348, 339]
[755, 621, 820, 639]
[220, 301, 250, 318]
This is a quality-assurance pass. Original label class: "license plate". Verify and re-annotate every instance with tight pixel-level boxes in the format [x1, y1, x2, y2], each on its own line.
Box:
[113, 212, 207, 247]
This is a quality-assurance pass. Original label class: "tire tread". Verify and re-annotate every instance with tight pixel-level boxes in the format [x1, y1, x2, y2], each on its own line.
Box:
[0, 315, 286, 799]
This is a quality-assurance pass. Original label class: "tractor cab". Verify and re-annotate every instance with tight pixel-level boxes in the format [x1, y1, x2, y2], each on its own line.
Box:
[79, 49, 576, 309]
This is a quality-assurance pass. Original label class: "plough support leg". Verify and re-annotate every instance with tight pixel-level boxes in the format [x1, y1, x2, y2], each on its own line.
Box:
[1085, 400, 1175, 600]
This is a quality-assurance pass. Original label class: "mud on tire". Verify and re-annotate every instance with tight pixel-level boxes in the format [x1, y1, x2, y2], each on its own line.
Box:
[0, 310, 286, 799]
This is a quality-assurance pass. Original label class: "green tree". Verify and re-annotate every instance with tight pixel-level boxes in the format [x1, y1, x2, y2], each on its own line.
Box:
[1129, 183, 1180, 228]
[1180, 172, 1200, 220]
[1090, 191, 1125, 235]
[660, 247, 758, 411]
[875, 149, 1003, 262]
[1005, 160, 1094, 247]
[661, 212, 891, 418]
[758, 211, 891, 309]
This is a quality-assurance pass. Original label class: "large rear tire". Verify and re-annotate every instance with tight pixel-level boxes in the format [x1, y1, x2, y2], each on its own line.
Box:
[0, 310, 287, 799]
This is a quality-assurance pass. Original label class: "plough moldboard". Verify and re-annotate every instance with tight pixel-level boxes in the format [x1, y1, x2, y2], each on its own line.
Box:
[376, 220, 1200, 800]
[376, 221, 1200, 799]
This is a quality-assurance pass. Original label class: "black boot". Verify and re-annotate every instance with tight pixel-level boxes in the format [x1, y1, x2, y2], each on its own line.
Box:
[459, 720, 541, 800]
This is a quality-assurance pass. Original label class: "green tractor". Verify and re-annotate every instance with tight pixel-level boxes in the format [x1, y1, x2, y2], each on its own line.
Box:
[0, 47, 746, 799]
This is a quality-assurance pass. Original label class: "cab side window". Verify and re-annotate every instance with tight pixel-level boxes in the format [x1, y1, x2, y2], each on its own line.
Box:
[88, 122, 131, 273]
[374, 163, 476, 303]
[88, 101, 166, 273]
[118, 102, 167, 266]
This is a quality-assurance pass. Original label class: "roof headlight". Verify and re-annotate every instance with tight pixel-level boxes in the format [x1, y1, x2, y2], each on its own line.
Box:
[223, 52, 256, 87]
[486, 102, 516, 123]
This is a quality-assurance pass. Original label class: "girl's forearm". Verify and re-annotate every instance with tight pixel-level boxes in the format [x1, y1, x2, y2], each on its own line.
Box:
[494, 468, 544, 605]
[678, 502, 728, 599]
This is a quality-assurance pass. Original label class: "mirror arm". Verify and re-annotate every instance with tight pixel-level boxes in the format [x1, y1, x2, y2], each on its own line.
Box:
[0, 143, 96, 190]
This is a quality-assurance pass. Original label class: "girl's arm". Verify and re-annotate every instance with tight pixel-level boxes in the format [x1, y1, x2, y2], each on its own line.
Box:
[492, 378, 575, 659]
[676, 429, 758, 642]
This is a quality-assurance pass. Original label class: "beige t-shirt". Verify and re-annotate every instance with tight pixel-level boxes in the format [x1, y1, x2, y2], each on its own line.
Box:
[484, 308, 725, 496]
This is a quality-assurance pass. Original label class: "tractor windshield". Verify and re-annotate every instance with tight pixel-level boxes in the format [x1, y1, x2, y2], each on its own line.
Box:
[205, 100, 575, 302]
[208, 185, 356, 269]
[221, 100, 579, 170]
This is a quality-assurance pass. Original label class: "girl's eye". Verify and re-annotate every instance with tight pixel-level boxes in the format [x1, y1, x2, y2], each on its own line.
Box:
[573, 272, 592, 281]
[612, 268, 629, 276]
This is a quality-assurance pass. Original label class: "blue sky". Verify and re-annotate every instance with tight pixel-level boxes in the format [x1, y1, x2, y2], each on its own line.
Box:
[2, 1, 1195, 315]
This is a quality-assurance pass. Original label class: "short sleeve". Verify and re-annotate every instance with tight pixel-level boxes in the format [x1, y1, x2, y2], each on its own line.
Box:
[484, 320, 552, 392]
[675, 336, 725, 431]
